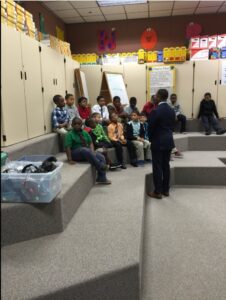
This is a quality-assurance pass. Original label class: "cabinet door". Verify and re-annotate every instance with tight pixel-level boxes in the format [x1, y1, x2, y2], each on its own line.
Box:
[65, 57, 79, 95]
[1, 24, 28, 146]
[193, 60, 219, 117]
[20, 34, 45, 138]
[175, 62, 193, 118]
[123, 64, 146, 111]
[40, 46, 57, 133]
[54, 51, 66, 96]
[218, 60, 226, 118]
[80, 65, 102, 105]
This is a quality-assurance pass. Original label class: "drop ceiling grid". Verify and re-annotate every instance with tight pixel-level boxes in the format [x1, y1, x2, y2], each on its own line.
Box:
[41, 1, 226, 24]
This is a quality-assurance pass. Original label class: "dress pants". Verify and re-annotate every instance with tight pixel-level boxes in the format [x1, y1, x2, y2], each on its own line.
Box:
[111, 140, 137, 164]
[177, 114, 187, 133]
[132, 140, 151, 161]
[201, 115, 220, 133]
[151, 149, 171, 194]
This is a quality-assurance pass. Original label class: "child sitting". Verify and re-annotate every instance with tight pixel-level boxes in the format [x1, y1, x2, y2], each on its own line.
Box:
[92, 95, 110, 125]
[52, 95, 70, 136]
[65, 93, 80, 126]
[64, 117, 111, 185]
[86, 115, 120, 170]
[108, 113, 138, 168]
[125, 97, 140, 116]
[126, 112, 151, 165]
[140, 113, 149, 141]
[77, 96, 91, 122]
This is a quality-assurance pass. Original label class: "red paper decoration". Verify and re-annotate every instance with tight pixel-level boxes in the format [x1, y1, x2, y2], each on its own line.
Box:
[186, 22, 202, 39]
[98, 29, 116, 51]
[140, 28, 158, 50]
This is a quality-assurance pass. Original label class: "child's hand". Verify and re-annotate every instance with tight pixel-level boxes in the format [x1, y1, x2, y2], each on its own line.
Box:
[121, 139, 126, 145]
[68, 160, 76, 165]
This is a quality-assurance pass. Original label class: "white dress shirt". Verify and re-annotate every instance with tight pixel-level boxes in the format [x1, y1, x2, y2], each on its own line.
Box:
[92, 104, 109, 119]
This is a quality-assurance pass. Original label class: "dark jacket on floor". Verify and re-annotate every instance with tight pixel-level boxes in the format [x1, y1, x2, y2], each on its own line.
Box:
[126, 122, 145, 141]
[198, 99, 219, 119]
[148, 102, 175, 151]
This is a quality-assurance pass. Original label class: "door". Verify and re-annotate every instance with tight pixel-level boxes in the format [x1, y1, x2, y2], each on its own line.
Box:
[54, 51, 66, 96]
[1, 24, 28, 146]
[80, 65, 102, 105]
[40, 46, 58, 133]
[123, 64, 146, 111]
[20, 34, 45, 138]
[175, 62, 193, 118]
[217, 60, 226, 118]
[65, 57, 79, 95]
[193, 60, 219, 118]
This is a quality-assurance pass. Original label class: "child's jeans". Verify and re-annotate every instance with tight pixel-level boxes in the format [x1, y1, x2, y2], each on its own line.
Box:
[71, 147, 107, 181]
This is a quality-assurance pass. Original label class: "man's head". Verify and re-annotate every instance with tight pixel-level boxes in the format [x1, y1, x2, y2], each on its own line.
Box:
[170, 93, 177, 104]
[78, 96, 88, 108]
[91, 112, 101, 124]
[156, 89, 169, 104]
[72, 117, 82, 131]
[129, 97, 137, 108]
[65, 94, 75, 106]
[110, 112, 118, 123]
[113, 96, 121, 109]
[131, 111, 139, 122]
[204, 92, 211, 101]
[97, 95, 106, 107]
[140, 112, 147, 123]
[53, 95, 65, 108]
[85, 118, 96, 129]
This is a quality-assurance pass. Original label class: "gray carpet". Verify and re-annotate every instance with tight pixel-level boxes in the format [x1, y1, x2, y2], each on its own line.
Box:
[142, 187, 226, 300]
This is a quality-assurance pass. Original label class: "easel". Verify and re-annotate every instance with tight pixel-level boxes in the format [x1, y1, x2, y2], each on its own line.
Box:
[100, 72, 112, 104]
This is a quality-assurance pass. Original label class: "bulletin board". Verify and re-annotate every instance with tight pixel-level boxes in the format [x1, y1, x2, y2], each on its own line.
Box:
[147, 65, 176, 100]
[100, 72, 129, 105]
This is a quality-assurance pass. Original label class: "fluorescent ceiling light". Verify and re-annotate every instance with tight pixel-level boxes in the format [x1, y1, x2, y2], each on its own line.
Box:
[98, 0, 147, 7]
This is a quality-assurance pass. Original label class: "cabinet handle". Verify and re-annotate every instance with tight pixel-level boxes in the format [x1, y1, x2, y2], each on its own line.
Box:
[214, 80, 217, 85]
[56, 78, 58, 85]
[219, 80, 222, 85]
[53, 79, 55, 85]
[20, 71, 23, 79]
[24, 72, 27, 80]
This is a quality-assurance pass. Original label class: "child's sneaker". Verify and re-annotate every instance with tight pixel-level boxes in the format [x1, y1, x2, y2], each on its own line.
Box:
[137, 160, 145, 166]
[174, 151, 183, 158]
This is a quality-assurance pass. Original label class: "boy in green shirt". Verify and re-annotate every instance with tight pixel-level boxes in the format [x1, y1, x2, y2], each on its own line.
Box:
[64, 117, 111, 184]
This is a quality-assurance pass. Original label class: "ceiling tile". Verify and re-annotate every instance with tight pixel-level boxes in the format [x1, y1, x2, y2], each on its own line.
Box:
[219, 5, 226, 12]
[70, 1, 99, 9]
[63, 16, 84, 24]
[124, 3, 148, 13]
[198, 1, 223, 7]
[195, 6, 219, 14]
[105, 13, 127, 20]
[127, 11, 149, 19]
[149, 1, 173, 11]
[150, 10, 171, 17]
[44, 1, 73, 11]
[77, 7, 102, 16]
[101, 6, 125, 14]
[172, 8, 195, 16]
[83, 15, 105, 22]
[54, 9, 79, 18]
[174, 1, 199, 9]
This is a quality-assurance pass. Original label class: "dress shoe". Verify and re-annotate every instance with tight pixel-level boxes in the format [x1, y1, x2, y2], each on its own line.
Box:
[147, 192, 162, 199]
[216, 129, 226, 135]
[121, 164, 127, 169]
[205, 131, 211, 136]
[162, 192, 169, 197]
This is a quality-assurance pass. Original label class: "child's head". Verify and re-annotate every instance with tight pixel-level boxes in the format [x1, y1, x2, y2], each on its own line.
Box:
[65, 94, 75, 106]
[140, 112, 147, 123]
[53, 95, 65, 107]
[113, 96, 121, 109]
[110, 113, 118, 123]
[204, 92, 211, 101]
[72, 117, 82, 131]
[151, 95, 157, 104]
[129, 97, 137, 108]
[97, 95, 106, 107]
[170, 93, 177, 104]
[78, 96, 88, 108]
[91, 112, 101, 124]
[85, 118, 96, 129]
[156, 89, 168, 103]
[131, 111, 139, 122]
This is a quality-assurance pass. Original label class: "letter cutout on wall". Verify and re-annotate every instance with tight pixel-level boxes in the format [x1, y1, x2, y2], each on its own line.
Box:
[98, 28, 116, 51]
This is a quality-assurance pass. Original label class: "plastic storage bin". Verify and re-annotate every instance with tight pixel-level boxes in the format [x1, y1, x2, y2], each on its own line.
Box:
[18, 155, 52, 162]
[1, 161, 63, 203]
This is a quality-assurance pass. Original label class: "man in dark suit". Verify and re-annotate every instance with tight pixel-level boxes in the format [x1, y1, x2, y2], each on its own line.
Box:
[148, 89, 176, 199]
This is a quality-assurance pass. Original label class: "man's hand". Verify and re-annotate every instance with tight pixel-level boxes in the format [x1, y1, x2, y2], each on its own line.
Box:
[68, 160, 76, 165]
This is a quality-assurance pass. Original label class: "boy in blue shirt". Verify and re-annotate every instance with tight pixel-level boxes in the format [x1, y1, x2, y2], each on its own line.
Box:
[65, 93, 80, 127]
[52, 95, 70, 136]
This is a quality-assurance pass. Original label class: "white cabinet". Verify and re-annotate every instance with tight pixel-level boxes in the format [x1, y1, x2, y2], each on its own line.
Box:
[193, 60, 219, 118]
[1, 25, 28, 146]
[65, 57, 80, 96]
[217, 60, 226, 118]
[20, 33, 45, 138]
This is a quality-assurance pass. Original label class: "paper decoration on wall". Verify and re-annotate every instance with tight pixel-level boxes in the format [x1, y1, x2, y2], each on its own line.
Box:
[186, 22, 202, 39]
[56, 26, 64, 41]
[98, 28, 116, 51]
[140, 28, 158, 50]
[39, 13, 45, 33]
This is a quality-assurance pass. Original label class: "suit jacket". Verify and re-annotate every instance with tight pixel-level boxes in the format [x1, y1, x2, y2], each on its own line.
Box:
[126, 122, 145, 141]
[148, 102, 175, 151]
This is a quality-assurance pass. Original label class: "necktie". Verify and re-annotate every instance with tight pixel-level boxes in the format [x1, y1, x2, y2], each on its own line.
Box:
[100, 106, 103, 118]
